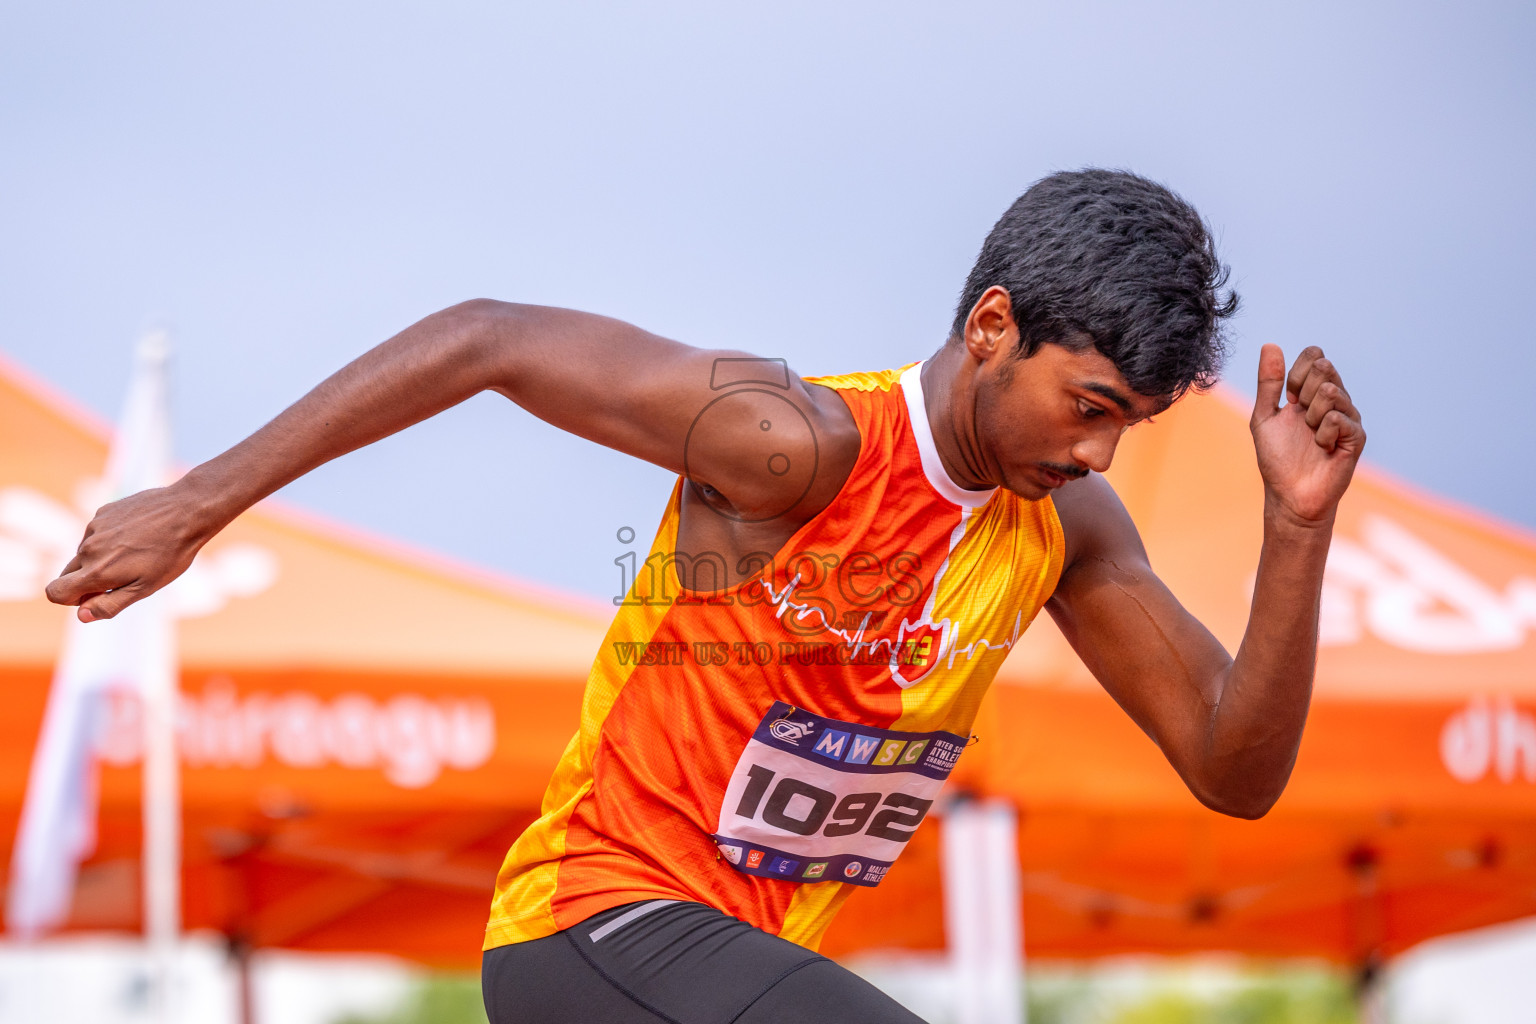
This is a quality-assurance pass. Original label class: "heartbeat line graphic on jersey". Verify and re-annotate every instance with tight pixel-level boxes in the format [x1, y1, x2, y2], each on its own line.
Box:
[754, 504, 1030, 688]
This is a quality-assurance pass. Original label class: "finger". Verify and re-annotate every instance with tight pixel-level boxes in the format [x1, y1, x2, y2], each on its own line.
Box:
[1315, 409, 1366, 455]
[1304, 381, 1361, 430]
[47, 561, 136, 609]
[1285, 346, 1325, 403]
[1336, 410, 1366, 455]
[1296, 356, 1345, 409]
[1253, 344, 1286, 425]
[78, 585, 146, 623]
[45, 567, 97, 606]
[1314, 410, 1341, 453]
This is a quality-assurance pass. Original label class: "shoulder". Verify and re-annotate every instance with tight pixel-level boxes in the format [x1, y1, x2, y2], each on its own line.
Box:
[797, 377, 863, 506]
[1048, 473, 1150, 581]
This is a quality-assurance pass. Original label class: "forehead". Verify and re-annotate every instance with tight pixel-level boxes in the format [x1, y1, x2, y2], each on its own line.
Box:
[1027, 344, 1172, 419]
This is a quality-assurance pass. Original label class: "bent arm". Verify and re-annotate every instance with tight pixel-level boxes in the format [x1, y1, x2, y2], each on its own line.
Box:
[1046, 476, 1330, 818]
[46, 299, 839, 620]
[1046, 344, 1364, 819]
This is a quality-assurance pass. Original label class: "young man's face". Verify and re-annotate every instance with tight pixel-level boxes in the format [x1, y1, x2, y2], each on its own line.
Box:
[973, 341, 1169, 500]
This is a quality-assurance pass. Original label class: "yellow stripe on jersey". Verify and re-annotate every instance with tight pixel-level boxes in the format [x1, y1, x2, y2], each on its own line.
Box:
[483, 495, 684, 948]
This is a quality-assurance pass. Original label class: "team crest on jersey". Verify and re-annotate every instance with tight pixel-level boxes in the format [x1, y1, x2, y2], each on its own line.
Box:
[888, 617, 950, 688]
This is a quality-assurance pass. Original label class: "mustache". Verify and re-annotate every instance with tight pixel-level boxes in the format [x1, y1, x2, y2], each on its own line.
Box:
[1040, 461, 1089, 480]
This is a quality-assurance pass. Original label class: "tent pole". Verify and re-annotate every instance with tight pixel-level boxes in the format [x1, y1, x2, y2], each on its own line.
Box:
[1347, 842, 1386, 1024]
[942, 797, 1024, 1024]
[230, 936, 256, 1024]
[1354, 955, 1387, 1024]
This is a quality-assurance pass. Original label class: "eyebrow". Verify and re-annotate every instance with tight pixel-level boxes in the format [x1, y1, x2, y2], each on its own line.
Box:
[1078, 381, 1136, 415]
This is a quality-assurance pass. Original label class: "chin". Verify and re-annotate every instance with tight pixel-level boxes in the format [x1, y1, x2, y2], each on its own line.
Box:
[999, 473, 1051, 502]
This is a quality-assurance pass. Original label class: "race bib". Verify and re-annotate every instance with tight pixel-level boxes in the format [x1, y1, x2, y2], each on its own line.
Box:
[711, 701, 966, 887]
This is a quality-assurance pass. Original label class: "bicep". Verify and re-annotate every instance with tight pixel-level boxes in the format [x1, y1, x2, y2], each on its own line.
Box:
[477, 301, 834, 513]
[1046, 475, 1233, 769]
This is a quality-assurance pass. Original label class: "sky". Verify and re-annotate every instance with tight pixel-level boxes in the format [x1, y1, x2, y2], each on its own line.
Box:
[2, 0, 1533, 607]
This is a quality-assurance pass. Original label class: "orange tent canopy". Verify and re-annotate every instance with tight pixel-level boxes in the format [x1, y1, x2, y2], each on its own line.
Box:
[4, 353, 1534, 967]
[0, 353, 606, 964]
[824, 388, 1536, 964]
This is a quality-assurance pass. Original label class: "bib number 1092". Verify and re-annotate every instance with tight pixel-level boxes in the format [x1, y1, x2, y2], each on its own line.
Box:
[734, 764, 932, 842]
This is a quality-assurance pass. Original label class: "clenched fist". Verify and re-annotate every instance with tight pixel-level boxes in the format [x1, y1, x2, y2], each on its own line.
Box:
[46, 482, 213, 622]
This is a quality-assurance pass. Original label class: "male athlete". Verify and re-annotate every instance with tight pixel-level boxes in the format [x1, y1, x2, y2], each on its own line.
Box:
[48, 170, 1363, 1023]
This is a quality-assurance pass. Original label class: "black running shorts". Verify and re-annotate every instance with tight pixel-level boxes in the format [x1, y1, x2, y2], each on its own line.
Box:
[481, 900, 927, 1024]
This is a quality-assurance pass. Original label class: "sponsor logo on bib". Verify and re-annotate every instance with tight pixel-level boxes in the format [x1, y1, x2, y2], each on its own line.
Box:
[769, 718, 815, 745]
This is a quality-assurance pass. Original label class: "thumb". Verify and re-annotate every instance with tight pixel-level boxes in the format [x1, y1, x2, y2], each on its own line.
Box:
[1252, 344, 1285, 426]
[78, 585, 147, 623]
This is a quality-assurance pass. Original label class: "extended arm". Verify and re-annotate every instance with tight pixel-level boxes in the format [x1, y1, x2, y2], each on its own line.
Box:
[1046, 344, 1364, 818]
[46, 300, 851, 621]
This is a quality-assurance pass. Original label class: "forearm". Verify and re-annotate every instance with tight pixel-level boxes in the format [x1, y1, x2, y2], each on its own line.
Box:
[177, 299, 507, 534]
[1202, 498, 1333, 816]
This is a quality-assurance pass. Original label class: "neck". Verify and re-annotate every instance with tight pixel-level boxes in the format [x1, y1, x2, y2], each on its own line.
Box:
[919, 343, 995, 491]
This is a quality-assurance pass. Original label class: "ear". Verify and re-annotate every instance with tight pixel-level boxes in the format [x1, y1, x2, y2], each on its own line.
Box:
[961, 286, 1016, 362]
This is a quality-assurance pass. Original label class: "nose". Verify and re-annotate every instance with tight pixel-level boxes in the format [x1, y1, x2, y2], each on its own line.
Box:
[1071, 428, 1120, 474]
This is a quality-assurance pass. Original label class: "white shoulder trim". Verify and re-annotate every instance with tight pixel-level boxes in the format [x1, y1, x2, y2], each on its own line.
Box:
[899, 362, 997, 509]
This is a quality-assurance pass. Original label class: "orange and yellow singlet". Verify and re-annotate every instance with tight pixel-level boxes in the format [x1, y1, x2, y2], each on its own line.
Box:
[484, 363, 1064, 952]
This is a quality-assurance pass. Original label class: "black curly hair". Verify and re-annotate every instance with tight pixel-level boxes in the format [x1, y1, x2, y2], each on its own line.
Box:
[953, 168, 1238, 399]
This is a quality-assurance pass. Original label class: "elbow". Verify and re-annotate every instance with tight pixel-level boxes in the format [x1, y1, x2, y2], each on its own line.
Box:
[1208, 795, 1277, 821]
[440, 297, 520, 341]
[1188, 775, 1287, 820]
[434, 299, 530, 380]
[446, 297, 512, 321]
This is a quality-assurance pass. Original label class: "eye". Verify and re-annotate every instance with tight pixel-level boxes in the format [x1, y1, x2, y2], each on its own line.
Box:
[1077, 399, 1105, 419]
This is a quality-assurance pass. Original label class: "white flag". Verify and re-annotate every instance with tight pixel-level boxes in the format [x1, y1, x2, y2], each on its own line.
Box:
[6, 331, 176, 938]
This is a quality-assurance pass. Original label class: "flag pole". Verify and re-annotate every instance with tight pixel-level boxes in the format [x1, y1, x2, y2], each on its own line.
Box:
[4, 329, 182, 1015]
[144, 568, 180, 1024]
[129, 330, 181, 1023]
